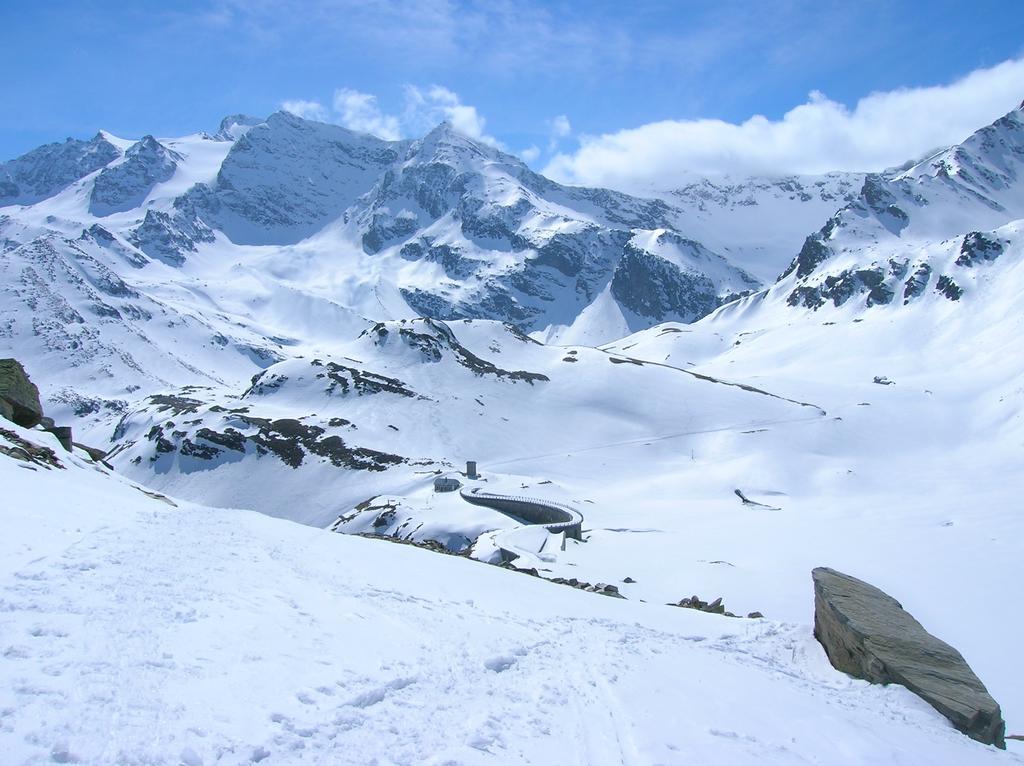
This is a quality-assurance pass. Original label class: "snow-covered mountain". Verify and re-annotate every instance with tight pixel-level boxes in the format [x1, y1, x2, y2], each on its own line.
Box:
[768, 102, 1024, 316]
[0, 111, 773, 430]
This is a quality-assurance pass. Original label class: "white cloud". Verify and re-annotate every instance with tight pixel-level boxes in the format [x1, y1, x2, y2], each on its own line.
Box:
[519, 145, 541, 163]
[544, 58, 1024, 192]
[280, 99, 328, 122]
[404, 85, 504, 148]
[332, 88, 401, 140]
[551, 115, 571, 138]
[280, 84, 501, 147]
[546, 114, 572, 152]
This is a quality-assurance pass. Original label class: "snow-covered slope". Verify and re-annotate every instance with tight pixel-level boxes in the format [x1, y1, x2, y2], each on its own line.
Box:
[103, 317, 812, 526]
[657, 172, 864, 281]
[1, 424, 1017, 765]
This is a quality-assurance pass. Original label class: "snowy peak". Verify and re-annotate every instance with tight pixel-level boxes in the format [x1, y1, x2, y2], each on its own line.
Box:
[89, 136, 182, 216]
[410, 121, 504, 168]
[185, 110, 407, 245]
[897, 105, 1024, 198]
[0, 132, 120, 207]
[214, 113, 264, 141]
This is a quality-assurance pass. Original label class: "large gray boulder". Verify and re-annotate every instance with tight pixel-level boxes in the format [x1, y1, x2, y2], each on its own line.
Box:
[812, 567, 1005, 748]
[0, 359, 43, 428]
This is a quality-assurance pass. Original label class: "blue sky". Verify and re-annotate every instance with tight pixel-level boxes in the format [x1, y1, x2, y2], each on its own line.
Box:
[2, 0, 1023, 186]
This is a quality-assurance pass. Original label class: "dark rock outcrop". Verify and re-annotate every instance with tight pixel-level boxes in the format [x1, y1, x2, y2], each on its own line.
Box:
[0, 359, 43, 428]
[781, 233, 833, 281]
[128, 196, 215, 267]
[812, 567, 1005, 748]
[787, 266, 895, 310]
[611, 246, 718, 321]
[956, 232, 1004, 267]
[903, 263, 933, 303]
[935, 275, 964, 301]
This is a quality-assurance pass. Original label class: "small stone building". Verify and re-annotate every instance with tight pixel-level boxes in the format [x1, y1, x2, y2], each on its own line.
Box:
[434, 477, 462, 493]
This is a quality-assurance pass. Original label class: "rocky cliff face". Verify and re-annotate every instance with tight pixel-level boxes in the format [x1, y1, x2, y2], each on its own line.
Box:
[186, 111, 407, 245]
[340, 122, 757, 333]
[0, 358, 43, 427]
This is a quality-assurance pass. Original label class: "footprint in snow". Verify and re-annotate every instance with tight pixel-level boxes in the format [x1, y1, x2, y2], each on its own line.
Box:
[484, 655, 517, 673]
[343, 676, 417, 708]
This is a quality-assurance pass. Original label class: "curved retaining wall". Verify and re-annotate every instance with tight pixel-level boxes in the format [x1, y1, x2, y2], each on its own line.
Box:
[460, 488, 583, 540]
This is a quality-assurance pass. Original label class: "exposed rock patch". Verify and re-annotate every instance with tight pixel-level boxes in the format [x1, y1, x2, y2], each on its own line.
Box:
[0, 427, 64, 469]
[363, 319, 549, 384]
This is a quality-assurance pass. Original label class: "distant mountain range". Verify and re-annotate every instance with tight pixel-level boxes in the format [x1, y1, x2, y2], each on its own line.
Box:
[2, 102, 1022, 443]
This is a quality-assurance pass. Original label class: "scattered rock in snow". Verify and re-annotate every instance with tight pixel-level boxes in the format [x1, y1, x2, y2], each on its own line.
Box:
[545, 575, 625, 598]
[668, 594, 755, 618]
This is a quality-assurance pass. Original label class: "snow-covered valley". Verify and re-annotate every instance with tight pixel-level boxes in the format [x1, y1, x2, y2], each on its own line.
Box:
[2, 101, 1023, 763]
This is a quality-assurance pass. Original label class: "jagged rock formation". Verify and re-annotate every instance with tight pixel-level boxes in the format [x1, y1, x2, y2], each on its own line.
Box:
[128, 196, 214, 265]
[812, 567, 1005, 748]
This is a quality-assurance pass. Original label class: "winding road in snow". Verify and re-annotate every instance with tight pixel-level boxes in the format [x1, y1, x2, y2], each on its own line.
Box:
[460, 487, 585, 565]
[593, 346, 827, 415]
[484, 345, 827, 472]
[460, 487, 584, 540]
